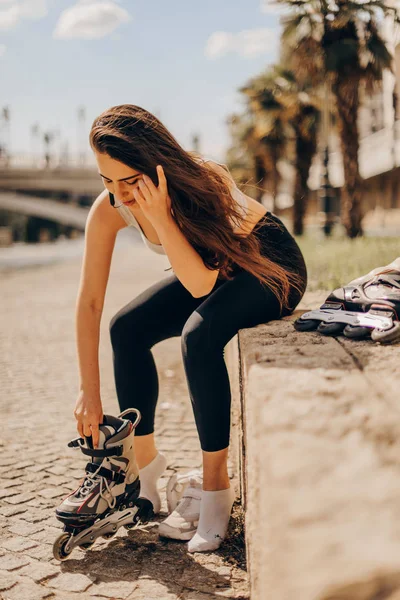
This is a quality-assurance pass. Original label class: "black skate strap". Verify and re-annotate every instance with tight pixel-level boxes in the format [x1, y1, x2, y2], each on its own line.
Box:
[85, 462, 126, 484]
[68, 437, 123, 457]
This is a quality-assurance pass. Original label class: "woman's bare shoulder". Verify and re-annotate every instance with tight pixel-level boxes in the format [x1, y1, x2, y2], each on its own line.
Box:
[88, 189, 127, 233]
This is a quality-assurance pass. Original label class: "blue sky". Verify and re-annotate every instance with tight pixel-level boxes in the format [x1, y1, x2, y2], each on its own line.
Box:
[0, 0, 281, 163]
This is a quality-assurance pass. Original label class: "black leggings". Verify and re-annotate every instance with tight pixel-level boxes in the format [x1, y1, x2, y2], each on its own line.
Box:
[110, 212, 307, 452]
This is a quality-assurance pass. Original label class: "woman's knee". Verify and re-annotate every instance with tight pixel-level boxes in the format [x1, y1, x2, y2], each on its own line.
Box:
[181, 311, 210, 358]
[109, 307, 141, 347]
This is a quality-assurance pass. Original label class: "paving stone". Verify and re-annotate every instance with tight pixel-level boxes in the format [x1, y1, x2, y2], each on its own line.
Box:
[18, 509, 50, 523]
[46, 572, 94, 593]
[0, 572, 18, 592]
[13, 461, 36, 470]
[0, 506, 28, 518]
[0, 469, 23, 480]
[26, 463, 53, 473]
[1, 536, 39, 552]
[4, 492, 36, 505]
[37, 488, 68, 500]
[1, 480, 24, 490]
[0, 553, 31, 571]
[0, 488, 22, 500]
[24, 543, 55, 562]
[0, 580, 55, 599]
[8, 519, 45, 536]
[181, 593, 226, 600]
[24, 472, 50, 483]
[126, 577, 182, 600]
[30, 525, 62, 544]
[44, 466, 67, 476]
[18, 559, 60, 583]
[88, 579, 137, 598]
[0, 458, 18, 468]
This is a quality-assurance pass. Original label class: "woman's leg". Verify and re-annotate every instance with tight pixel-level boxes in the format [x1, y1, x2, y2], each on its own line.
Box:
[182, 268, 283, 467]
[109, 273, 204, 468]
[183, 269, 304, 552]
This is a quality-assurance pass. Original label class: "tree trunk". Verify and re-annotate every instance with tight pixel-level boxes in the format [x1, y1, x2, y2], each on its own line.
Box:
[271, 147, 280, 214]
[254, 154, 267, 204]
[293, 129, 317, 236]
[333, 77, 364, 237]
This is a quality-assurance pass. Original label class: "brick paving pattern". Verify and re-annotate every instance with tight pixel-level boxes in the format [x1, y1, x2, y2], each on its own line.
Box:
[0, 233, 249, 600]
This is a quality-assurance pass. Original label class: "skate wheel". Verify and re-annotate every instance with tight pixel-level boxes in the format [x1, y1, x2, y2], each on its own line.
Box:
[124, 523, 135, 531]
[371, 322, 400, 344]
[79, 542, 94, 550]
[103, 532, 116, 539]
[317, 321, 345, 336]
[293, 318, 320, 332]
[343, 325, 371, 339]
[53, 533, 73, 561]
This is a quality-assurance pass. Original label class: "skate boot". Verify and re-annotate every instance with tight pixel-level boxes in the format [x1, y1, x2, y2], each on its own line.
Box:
[159, 473, 203, 541]
[294, 258, 400, 344]
[53, 408, 153, 561]
[166, 468, 203, 513]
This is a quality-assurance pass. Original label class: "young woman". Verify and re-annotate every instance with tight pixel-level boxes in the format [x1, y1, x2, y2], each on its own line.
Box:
[73, 104, 307, 553]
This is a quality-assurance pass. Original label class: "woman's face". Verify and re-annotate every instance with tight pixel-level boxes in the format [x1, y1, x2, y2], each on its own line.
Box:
[95, 151, 142, 207]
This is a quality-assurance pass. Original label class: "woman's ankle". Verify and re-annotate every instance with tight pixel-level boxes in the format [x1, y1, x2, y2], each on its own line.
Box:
[137, 450, 158, 470]
[202, 476, 230, 491]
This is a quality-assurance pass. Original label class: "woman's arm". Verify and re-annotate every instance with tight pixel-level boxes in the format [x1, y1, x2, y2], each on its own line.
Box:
[74, 191, 126, 445]
[157, 215, 220, 298]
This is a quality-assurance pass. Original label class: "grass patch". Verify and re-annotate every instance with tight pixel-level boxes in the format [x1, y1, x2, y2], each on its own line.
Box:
[295, 234, 399, 291]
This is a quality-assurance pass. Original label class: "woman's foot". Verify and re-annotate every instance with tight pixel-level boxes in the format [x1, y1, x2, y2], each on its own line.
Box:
[187, 484, 235, 553]
[158, 474, 203, 541]
[138, 452, 167, 514]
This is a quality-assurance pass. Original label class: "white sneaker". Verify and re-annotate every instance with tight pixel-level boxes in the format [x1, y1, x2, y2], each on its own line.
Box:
[166, 469, 203, 513]
[158, 474, 203, 541]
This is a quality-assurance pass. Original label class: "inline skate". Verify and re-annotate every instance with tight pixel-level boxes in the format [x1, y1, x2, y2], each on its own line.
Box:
[294, 258, 400, 344]
[53, 408, 154, 561]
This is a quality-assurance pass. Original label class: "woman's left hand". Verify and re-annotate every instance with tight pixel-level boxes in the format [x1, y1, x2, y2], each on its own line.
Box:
[133, 165, 173, 228]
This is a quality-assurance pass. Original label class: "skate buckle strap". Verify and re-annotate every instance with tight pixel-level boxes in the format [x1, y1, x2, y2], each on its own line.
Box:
[67, 437, 123, 457]
[85, 462, 126, 484]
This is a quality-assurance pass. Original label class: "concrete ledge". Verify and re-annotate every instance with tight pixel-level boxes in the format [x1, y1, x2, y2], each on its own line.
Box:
[238, 310, 400, 600]
[225, 335, 243, 500]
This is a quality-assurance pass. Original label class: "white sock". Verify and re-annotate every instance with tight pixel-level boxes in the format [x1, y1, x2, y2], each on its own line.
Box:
[138, 452, 167, 514]
[187, 485, 235, 553]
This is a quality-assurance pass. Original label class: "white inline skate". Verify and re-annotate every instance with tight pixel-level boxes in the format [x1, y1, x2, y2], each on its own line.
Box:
[53, 408, 153, 561]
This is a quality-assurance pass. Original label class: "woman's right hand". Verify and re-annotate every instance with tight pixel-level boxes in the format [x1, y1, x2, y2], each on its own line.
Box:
[73, 390, 104, 449]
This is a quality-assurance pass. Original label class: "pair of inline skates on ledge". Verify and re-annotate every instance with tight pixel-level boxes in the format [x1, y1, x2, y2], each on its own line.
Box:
[294, 257, 400, 345]
[53, 258, 400, 560]
[53, 408, 221, 561]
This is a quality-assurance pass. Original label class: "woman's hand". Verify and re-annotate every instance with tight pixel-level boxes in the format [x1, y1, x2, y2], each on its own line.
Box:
[133, 165, 173, 228]
[73, 390, 104, 449]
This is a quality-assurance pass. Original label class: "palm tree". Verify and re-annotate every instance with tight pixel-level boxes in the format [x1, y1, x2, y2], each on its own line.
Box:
[277, 0, 398, 237]
[225, 111, 284, 209]
[239, 75, 288, 212]
[239, 66, 320, 234]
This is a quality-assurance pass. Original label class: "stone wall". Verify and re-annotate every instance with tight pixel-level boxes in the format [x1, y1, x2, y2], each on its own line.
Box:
[238, 311, 400, 600]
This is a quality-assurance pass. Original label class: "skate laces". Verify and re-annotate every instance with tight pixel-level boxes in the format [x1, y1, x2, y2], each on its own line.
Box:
[78, 462, 117, 510]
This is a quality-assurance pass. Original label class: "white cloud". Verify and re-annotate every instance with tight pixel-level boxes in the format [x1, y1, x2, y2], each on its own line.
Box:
[0, 0, 48, 30]
[205, 28, 277, 59]
[0, 3, 20, 29]
[0, 43, 6, 56]
[53, 0, 131, 40]
[19, 0, 48, 20]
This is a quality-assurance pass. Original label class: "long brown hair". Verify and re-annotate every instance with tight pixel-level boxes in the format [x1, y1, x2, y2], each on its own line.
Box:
[89, 104, 304, 311]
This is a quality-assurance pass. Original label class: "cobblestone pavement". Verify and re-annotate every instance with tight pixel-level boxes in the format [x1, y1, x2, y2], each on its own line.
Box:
[0, 234, 249, 600]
